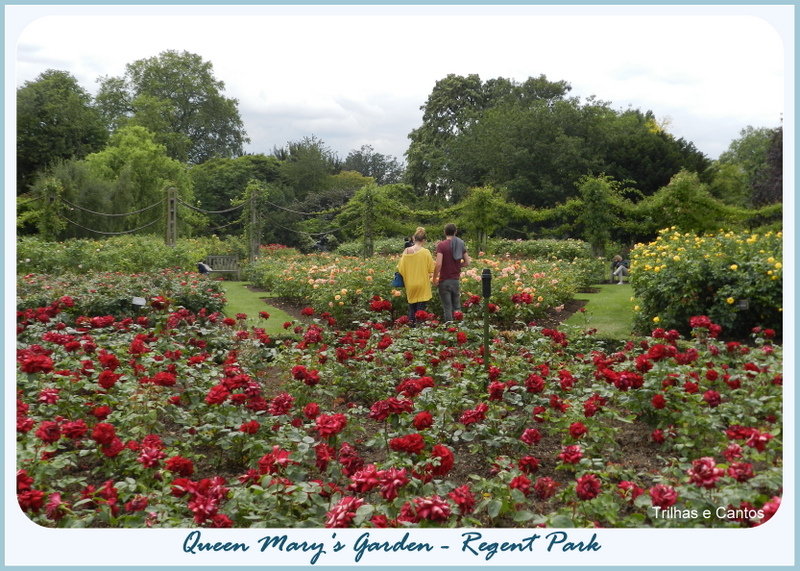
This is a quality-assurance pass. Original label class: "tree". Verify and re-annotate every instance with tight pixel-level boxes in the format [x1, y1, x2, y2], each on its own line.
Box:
[751, 125, 782, 206]
[16, 69, 108, 194]
[272, 136, 341, 202]
[405, 74, 572, 200]
[95, 50, 249, 164]
[84, 126, 197, 234]
[576, 175, 623, 257]
[342, 145, 405, 185]
[189, 154, 282, 234]
[599, 109, 711, 197]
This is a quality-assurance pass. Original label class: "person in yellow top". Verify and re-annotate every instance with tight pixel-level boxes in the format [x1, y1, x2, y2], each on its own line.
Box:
[397, 227, 435, 325]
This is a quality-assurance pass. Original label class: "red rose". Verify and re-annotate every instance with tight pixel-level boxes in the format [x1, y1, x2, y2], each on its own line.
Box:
[303, 402, 320, 420]
[205, 384, 230, 405]
[389, 433, 425, 455]
[19, 353, 54, 374]
[448, 484, 476, 514]
[35, 421, 61, 444]
[649, 484, 678, 509]
[617, 481, 645, 503]
[166, 455, 196, 477]
[518, 455, 540, 474]
[412, 411, 434, 430]
[569, 422, 588, 439]
[61, 419, 88, 440]
[687, 457, 724, 489]
[315, 413, 348, 439]
[534, 476, 559, 500]
[98, 370, 121, 390]
[412, 495, 451, 522]
[509, 474, 532, 496]
[702, 390, 721, 408]
[575, 473, 602, 500]
[91, 422, 117, 446]
[520, 428, 542, 446]
[239, 420, 260, 434]
[558, 444, 583, 465]
[324, 496, 364, 528]
[429, 444, 454, 476]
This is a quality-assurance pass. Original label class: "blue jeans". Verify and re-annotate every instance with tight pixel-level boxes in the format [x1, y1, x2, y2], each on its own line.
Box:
[438, 279, 460, 322]
[408, 301, 427, 324]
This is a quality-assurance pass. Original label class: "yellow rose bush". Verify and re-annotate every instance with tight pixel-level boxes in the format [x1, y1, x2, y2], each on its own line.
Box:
[630, 229, 782, 338]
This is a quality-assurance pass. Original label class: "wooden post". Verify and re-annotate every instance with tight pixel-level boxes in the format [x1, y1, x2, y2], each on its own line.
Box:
[249, 195, 260, 262]
[165, 187, 177, 246]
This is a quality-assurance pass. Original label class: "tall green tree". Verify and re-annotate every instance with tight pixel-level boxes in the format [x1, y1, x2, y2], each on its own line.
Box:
[342, 145, 405, 185]
[600, 109, 711, 196]
[85, 125, 197, 234]
[95, 50, 249, 164]
[271, 136, 341, 202]
[16, 69, 108, 194]
[405, 74, 572, 201]
[751, 125, 782, 206]
[189, 154, 282, 234]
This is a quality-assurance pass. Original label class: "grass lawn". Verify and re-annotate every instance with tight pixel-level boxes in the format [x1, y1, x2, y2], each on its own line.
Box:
[219, 280, 296, 336]
[564, 282, 637, 340]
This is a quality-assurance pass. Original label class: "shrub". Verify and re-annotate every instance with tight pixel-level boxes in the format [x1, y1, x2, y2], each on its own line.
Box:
[16, 270, 227, 320]
[630, 228, 783, 338]
[17, 235, 247, 275]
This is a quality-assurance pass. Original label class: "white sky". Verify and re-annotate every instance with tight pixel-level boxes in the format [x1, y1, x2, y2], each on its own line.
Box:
[7, 5, 791, 163]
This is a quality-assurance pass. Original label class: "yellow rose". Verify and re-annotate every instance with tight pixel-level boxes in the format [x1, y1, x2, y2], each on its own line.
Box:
[653, 316, 660, 323]
[726, 297, 735, 304]
[730, 264, 738, 270]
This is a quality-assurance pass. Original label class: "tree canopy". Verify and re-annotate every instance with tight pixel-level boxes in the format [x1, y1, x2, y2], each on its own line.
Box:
[406, 73, 711, 208]
[16, 69, 108, 194]
[95, 50, 249, 164]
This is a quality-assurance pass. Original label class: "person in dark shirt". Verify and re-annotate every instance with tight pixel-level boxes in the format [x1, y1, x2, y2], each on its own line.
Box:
[432, 223, 471, 322]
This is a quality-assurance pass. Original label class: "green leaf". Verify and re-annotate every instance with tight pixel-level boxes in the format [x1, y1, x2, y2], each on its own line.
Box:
[487, 499, 503, 519]
[513, 510, 535, 522]
[549, 514, 575, 527]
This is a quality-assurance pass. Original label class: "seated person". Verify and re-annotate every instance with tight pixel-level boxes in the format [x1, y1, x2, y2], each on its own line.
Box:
[611, 255, 629, 284]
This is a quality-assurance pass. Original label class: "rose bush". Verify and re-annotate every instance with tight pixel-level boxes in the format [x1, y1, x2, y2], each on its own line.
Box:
[242, 251, 587, 328]
[16, 270, 782, 529]
[630, 228, 782, 338]
[16, 270, 227, 319]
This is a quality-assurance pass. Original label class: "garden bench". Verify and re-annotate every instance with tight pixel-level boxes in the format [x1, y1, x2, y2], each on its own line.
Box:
[204, 255, 241, 280]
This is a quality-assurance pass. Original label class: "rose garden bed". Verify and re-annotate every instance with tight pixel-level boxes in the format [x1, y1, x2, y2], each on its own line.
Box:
[16, 267, 782, 529]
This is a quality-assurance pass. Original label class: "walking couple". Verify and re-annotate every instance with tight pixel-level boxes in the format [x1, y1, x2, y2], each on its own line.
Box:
[396, 223, 471, 325]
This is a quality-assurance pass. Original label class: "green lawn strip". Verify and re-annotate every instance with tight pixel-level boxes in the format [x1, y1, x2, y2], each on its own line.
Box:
[564, 283, 637, 340]
[219, 280, 295, 336]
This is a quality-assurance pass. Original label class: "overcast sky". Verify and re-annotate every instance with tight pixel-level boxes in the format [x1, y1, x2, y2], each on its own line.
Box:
[7, 4, 791, 164]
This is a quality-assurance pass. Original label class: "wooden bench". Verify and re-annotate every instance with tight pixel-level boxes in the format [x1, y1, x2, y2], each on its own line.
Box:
[205, 255, 241, 280]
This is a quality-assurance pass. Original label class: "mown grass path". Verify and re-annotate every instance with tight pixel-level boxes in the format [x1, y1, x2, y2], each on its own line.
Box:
[564, 283, 637, 339]
[219, 280, 296, 335]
